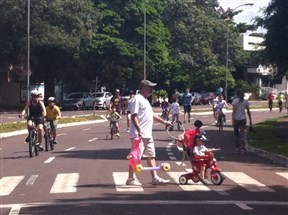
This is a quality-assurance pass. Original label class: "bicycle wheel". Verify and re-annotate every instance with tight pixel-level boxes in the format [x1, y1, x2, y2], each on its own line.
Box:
[49, 129, 54, 150]
[217, 115, 223, 131]
[45, 128, 49, 152]
[29, 130, 37, 157]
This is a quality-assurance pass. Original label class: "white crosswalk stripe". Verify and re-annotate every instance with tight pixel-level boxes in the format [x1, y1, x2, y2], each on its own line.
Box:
[50, 173, 79, 193]
[112, 172, 144, 192]
[223, 172, 275, 192]
[1, 170, 284, 196]
[167, 172, 211, 191]
[0, 176, 25, 196]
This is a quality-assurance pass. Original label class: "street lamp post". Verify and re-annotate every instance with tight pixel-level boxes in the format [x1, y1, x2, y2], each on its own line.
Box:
[224, 3, 253, 100]
[27, 0, 30, 103]
[143, 0, 147, 80]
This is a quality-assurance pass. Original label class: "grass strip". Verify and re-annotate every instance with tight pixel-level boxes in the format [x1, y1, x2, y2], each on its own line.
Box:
[248, 116, 288, 157]
[0, 115, 103, 133]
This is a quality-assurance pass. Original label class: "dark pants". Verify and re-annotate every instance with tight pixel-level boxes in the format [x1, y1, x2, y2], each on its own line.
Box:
[233, 119, 247, 150]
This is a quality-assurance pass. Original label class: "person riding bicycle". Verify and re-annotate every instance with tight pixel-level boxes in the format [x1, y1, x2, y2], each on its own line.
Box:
[106, 107, 122, 137]
[45, 97, 61, 144]
[160, 97, 170, 120]
[168, 97, 180, 131]
[19, 90, 46, 150]
[277, 92, 285, 113]
[214, 94, 228, 124]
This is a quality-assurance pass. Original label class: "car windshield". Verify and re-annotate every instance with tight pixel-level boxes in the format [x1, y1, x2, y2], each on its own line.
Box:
[95, 93, 104, 98]
[68, 93, 83, 99]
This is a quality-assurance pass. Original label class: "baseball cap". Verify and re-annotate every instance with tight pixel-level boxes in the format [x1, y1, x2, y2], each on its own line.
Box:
[140, 79, 157, 87]
[195, 134, 208, 142]
[115, 89, 120, 93]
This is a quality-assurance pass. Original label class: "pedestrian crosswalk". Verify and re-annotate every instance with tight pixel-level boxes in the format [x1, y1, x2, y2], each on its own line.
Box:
[0, 171, 286, 197]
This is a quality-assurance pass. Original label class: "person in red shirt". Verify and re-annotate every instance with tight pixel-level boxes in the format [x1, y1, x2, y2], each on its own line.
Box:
[177, 120, 205, 164]
[267, 92, 274, 112]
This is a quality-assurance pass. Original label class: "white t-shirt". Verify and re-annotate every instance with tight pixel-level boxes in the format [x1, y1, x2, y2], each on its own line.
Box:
[232, 98, 249, 120]
[129, 94, 154, 139]
[169, 102, 180, 114]
[193, 145, 208, 157]
[214, 100, 228, 113]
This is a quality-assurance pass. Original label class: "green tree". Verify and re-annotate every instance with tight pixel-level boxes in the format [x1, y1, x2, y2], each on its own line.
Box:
[257, 0, 288, 79]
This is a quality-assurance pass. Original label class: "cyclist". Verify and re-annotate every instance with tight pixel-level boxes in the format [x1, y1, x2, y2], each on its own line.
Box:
[106, 107, 122, 138]
[277, 92, 285, 113]
[214, 94, 228, 125]
[168, 97, 180, 131]
[160, 97, 170, 120]
[46, 97, 61, 144]
[19, 90, 46, 150]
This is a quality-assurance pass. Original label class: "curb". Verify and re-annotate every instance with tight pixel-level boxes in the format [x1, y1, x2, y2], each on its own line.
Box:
[247, 145, 288, 167]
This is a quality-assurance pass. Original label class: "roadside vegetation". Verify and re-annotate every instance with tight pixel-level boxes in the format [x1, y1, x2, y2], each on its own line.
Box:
[0, 115, 103, 133]
[248, 116, 288, 157]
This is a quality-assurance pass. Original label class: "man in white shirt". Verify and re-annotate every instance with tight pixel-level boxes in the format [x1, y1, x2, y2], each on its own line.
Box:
[126, 79, 173, 186]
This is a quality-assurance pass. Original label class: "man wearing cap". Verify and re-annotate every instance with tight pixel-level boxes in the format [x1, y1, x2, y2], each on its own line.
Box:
[126, 79, 173, 186]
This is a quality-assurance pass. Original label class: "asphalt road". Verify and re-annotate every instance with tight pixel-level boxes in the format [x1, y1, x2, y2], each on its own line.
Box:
[0, 107, 287, 215]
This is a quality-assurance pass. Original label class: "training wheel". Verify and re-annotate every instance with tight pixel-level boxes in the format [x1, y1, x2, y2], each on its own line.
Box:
[162, 163, 171, 172]
[136, 164, 143, 172]
[179, 175, 188, 185]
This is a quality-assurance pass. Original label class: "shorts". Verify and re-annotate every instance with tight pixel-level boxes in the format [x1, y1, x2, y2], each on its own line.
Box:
[130, 137, 156, 158]
[183, 105, 191, 113]
[47, 120, 58, 130]
[28, 117, 44, 126]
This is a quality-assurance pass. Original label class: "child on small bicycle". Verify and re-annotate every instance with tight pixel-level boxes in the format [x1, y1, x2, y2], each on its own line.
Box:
[214, 94, 228, 124]
[160, 97, 170, 120]
[168, 97, 180, 131]
[106, 108, 122, 137]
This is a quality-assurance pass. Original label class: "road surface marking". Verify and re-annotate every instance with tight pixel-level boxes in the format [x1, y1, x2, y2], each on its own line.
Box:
[83, 128, 91, 131]
[57, 133, 66, 136]
[0, 176, 24, 196]
[276, 172, 288, 180]
[50, 173, 79, 193]
[44, 157, 55, 164]
[223, 172, 275, 192]
[235, 202, 253, 210]
[26, 175, 38, 186]
[88, 138, 98, 142]
[65, 147, 75, 151]
[113, 172, 144, 192]
[9, 204, 21, 215]
[167, 172, 211, 191]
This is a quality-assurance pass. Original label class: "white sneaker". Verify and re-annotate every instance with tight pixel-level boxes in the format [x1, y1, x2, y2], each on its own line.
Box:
[126, 178, 142, 186]
[126, 129, 130, 133]
[152, 177, 170, 185]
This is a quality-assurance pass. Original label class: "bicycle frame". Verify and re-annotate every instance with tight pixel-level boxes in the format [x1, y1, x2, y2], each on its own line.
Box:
[44, 120, 54, 151]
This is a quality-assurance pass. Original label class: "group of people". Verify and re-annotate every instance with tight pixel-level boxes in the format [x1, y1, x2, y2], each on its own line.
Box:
[19, 90, 61, 150]
[20, 79, 254, 186]
[267, 92, 288, 113]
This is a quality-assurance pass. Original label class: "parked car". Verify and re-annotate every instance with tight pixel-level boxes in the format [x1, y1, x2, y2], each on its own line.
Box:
[191, 92, 202, 105]
[92, 91, 113, 110]
[62, 92, 94, 110]
[200, 92, 215, 105]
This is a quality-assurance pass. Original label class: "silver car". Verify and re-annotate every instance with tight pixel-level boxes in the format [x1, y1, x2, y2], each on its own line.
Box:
[62, 92, 94, 110]
[93, 92, 113, 110]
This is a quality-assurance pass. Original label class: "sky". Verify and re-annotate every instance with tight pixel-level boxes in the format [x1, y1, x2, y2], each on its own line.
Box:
[217, 0, 271, 33]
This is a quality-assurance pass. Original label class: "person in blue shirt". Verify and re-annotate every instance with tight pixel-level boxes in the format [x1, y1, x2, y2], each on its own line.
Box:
[182, 88, 193, 123]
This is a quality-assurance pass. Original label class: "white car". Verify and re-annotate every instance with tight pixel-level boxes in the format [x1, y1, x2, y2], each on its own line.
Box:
[62, 92, 94, 110]
[93, 92, 113, 110]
